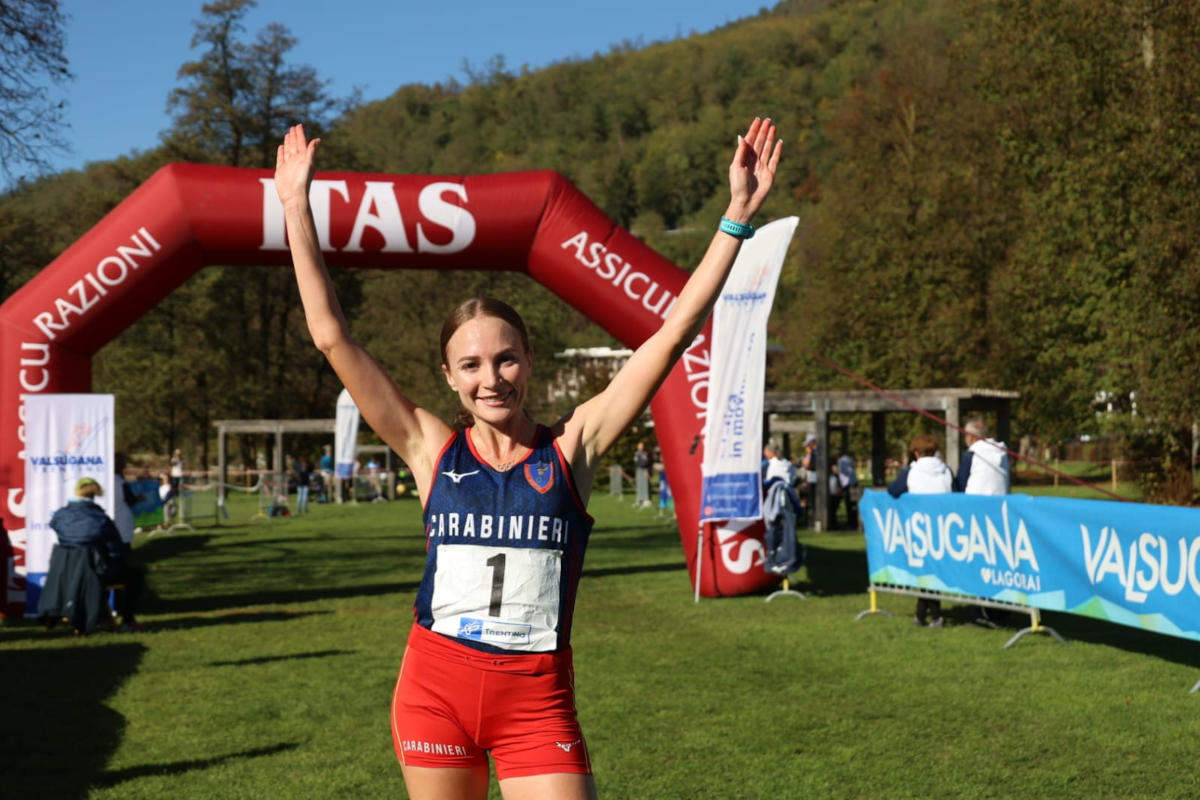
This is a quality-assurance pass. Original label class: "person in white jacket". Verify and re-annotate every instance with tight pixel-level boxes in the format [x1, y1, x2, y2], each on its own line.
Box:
[888, 434, 959, 626]
[956, 418, 1010, 495]
[957, 418, 1011, 626]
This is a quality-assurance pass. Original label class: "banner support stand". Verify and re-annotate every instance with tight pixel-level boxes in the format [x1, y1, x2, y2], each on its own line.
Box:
[1003, 607, 1067, 650]
[854, 588, 891, 620]
[858, 584, 1067, 649]
[765, 576, 805, 602]
[693, 523, 704, 604]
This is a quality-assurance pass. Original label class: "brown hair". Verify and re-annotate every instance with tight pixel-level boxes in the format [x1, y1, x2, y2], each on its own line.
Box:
[910, 434, 939, 459]
[439, 297, 532, 429]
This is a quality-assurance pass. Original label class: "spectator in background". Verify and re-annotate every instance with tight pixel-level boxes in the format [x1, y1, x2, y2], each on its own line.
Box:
[888, 434, 959, 627]
[157, 473, 176, 528]
[365, 455, 382, 500]
[319, 443, 333, 501]
[958, 418, 1012, 626]
[764, 439, 803, 524]
[633, 441, 651, 507]
[957, 418, 1010, 495]
[169, 448, 184, 498]
[763, 443, 803, 576]
[112, 453, 139, 552]
[45, 477, 144, 632]
[658, 468, 673, 515]
[294, 456, 312, 514]
[762, 440, 796, 487]
[801, 433, 819, 518]
[350, 456, 363, 503]
[828, 463, 846, 528]
[836, 450, 859, 530]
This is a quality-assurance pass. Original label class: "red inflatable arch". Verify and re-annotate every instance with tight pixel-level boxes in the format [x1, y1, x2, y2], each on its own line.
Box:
[0, 164, 774, 615]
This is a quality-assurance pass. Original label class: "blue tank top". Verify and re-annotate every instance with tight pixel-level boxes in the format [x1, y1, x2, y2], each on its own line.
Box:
[414, 425, 594, 654]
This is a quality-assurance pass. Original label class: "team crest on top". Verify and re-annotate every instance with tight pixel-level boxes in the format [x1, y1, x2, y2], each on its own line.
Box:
[524, 461, 555, 494]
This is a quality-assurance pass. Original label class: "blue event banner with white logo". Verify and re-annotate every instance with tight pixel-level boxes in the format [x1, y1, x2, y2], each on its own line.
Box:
[699, 217, 798, 523]
[861, 489, 1200, 642]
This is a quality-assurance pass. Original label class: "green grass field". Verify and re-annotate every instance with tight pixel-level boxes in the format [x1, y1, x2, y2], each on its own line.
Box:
[4, 490, 1199, 799]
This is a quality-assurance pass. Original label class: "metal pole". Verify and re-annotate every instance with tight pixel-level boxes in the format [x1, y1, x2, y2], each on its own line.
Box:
[814, 401, 830, 531]
[275, 429, 284, 508]
[217, 424, 227, 511]
[871, 412, 887, 486]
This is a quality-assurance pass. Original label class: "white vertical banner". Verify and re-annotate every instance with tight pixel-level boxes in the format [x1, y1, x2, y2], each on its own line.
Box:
[334, 388, 361, 479]
[23, 394, 115, 593]
[699, 217, 798, 523]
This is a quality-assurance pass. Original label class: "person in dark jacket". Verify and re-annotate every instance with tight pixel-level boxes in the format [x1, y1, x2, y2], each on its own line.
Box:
[293, 456, 313, 513]
[45, 477, 144, 632]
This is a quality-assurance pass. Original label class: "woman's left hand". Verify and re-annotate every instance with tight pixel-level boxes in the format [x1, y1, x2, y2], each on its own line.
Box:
[727, 117, 782, 222]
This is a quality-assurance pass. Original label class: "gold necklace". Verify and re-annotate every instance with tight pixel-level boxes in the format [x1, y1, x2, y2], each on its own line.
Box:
[476, 447, 518, 471]
[487, 448, 524, 471]
[472, 424, 531, 472]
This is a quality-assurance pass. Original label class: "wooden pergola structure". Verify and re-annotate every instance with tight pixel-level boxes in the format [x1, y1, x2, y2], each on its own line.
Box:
[213, 419, 403, 506]
[213, 418, 334, 508]
[763, 387, 1019, 531]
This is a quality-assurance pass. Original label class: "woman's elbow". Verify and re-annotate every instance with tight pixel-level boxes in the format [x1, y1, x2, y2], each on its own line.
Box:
[308, 324, 347, 356]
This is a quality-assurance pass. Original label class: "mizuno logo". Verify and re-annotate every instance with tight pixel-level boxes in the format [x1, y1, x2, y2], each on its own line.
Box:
[442, 469, 480, 484]
[555, 739, 582, 753]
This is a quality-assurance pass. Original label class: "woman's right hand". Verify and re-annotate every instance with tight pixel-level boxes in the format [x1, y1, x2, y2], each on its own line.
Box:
[275, 124, 320, 211]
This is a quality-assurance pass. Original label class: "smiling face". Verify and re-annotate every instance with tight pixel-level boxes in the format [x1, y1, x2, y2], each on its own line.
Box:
[441, 314, 533, 427]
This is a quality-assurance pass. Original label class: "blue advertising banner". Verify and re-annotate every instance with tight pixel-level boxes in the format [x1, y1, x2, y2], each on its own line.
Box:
[129, 478, 164, 529]
[860, 489, 1200, 642]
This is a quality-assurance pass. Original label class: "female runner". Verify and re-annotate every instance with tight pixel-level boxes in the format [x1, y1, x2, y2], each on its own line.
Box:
[275, 117, 781, 800]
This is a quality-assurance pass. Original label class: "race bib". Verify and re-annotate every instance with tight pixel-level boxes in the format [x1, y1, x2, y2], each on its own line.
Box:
[430, 544, 562, 651]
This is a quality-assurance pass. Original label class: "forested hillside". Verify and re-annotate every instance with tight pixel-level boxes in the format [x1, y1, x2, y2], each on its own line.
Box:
[2, 0, 1197, 500]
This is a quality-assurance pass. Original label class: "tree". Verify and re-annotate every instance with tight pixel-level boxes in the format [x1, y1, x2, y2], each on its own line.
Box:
[165, 0, 341, 168]
[970, 0, 1145, 443]
[969, 0, 1200, 502]
[1120, 2, 1200, 503]
[92, 0, 353, 466]
[0, 0, 71, 183]
[772, 2, 1014, 397]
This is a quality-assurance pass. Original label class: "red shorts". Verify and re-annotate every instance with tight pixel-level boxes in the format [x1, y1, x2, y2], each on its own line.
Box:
[391, 623, 591, 780]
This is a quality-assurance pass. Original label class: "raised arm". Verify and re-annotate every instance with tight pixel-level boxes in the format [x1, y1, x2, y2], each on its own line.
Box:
[275, 125, 451, 496]
[562, 118, 783, 476]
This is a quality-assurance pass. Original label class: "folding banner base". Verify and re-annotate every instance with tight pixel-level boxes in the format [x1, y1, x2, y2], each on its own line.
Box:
[145, 501, 194, 536]
[766, 576, 806, 602]
[854, 588, 893, 621]
[1002, 607, 1068, 649]
[857, 585, 1068, 649]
